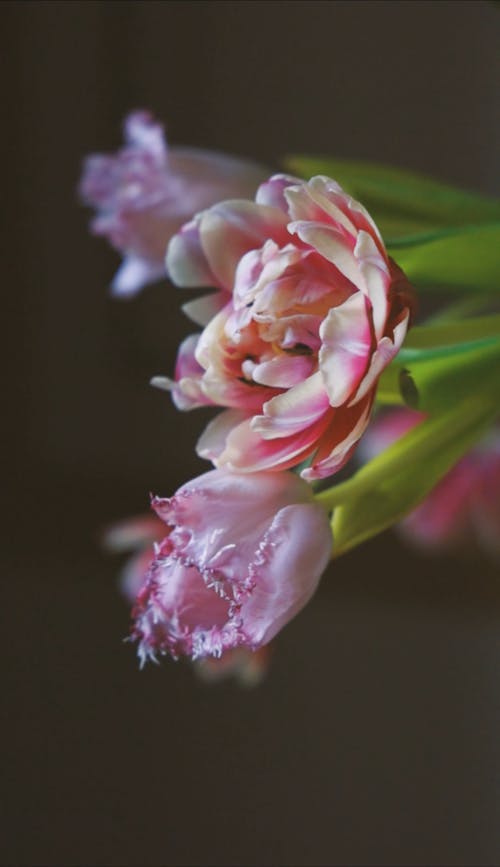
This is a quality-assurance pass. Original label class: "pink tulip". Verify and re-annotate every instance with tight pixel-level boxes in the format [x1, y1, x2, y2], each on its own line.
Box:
[103, 512, 272, 683]
[79, 111, 267, 296]
[130, 469, 332, 663]
[361, 408, 500, 555]
[163, 174, 413, 480]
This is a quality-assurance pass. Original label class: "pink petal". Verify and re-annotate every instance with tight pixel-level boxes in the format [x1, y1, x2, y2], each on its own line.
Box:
[302, 393, 374, 480]
[166, 217, 219, 288]
[348, 311, 409, 406]
[214, 410, 333, 473]
[285, 176, 357, 238]
[354, 230, 390, 339]
[319, 293, 374, 407]
[250, 355, 316, 388]
[240, 502, 332, 646]
[288, 220, 361, 288]
[255, 174, 300, 212]
[251, 371, 329, 439]
[197, 409, 251, 462]
[199, 200, 289, 290]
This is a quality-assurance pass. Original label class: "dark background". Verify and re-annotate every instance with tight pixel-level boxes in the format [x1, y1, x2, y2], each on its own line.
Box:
[3, 1, 500, 865]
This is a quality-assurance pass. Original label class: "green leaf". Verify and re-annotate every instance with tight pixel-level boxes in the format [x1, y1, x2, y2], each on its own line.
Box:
[378, 335, 500, 413]
[285, 155, 500, 240]
[388, 223, 500, 292]
[320, 393, 498, 556]
[403, 313, 500, 348]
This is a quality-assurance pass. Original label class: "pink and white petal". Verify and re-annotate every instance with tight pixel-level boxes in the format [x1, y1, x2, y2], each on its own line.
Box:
[288, 221, 363, 289]
[111, 256, 166, 297]
[286, 176, 357, 238]
[250, 354, 316, 388]
[166, 217, 219, 289]
[194, 305, 231, 368]
[150, 374, 211, 410]
[255, 174, 300, 212]
[181, 291, 230, 327]
[174, 334, 204, 379]
[348, 310, 409, 406]
[232, 241, 283, 309]
[199, 200, 289, 291]
[354, 230, 391, 338]
[196, 409, 251, 462]
[302, 394, 374, 480]
[319, 293, 374, 407]
[251, 372, 330, 439]
[217, 411, 333, 473]
[345, 195, 385, 251]
[201, 369, 273, 411]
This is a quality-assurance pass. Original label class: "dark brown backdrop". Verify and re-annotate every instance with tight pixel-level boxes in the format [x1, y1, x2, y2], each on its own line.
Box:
[3, 2, 500, 865]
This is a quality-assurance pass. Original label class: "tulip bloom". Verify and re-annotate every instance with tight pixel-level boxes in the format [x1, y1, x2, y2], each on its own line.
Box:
[103, 512, 271, 682]
[130, 469, 332, 663]
[163, 174, 412, 480]
[79, 111, 267, 296]
[361, 409, 500, 555]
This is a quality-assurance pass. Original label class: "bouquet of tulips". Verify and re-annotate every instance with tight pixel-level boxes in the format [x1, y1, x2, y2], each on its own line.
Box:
[81, 112, 500, 681]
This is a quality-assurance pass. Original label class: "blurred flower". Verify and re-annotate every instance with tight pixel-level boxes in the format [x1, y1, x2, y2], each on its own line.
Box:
[194, 645, 271, 687]
[162, 174, 412, 480]
[130, 469, 332, 663]
[102, 512, 165, 602]
[79, 111, 267, 296]
[361, 408, 500, 556]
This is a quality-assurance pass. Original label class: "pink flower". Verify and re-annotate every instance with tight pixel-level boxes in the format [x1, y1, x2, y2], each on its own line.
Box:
[79, 111, 267, 296]
[130, 469, 332, 663]
[163, 174, 413, 480]
[103, 512, 272, 683]
[361, 409, 500, 555]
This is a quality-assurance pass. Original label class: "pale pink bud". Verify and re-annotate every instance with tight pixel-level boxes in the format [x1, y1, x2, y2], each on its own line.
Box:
[361, 409, 500, 556]
[79, 111, 267, 296]
[130, 469, 332, 663]
[165, 174, 413, 480]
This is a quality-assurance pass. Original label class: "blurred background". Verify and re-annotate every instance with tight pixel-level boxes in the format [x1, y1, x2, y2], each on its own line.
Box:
[3, 1, 500, 864]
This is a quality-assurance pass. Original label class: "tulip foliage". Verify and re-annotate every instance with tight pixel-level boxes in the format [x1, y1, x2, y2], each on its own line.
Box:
[82, 113, 499, 667]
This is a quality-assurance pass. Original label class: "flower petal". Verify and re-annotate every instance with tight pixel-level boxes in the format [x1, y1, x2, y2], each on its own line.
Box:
[302, 393, 374, 480]
[166, 217, 219, 288]
[199, 200, 289, 290]
[319, 293, 374, 407]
